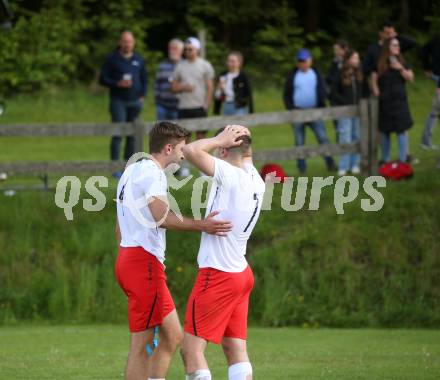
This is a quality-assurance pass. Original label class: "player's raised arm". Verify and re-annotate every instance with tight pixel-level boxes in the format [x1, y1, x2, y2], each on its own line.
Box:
[148, 196, 232, 236]
[182, 125, 251, 176]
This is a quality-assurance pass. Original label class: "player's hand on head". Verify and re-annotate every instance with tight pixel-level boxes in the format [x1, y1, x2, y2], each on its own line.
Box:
[217, 125, 250, 148]
[202, 211, 233, 236]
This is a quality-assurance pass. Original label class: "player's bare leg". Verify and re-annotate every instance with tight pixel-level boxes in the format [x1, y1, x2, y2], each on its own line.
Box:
[149, 309, 183, 378]
[125, 329, 154, 380]
[181, 332, 211, 379]
[221, 337, 252, 380]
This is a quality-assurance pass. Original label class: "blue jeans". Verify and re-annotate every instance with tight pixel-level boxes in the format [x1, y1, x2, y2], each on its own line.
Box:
[223, 101, 249, 116]
[110, 98, 142, 161]
[422, 91, 440, 146]
[381, 132, 408, 162]
[156, 103, 178, 121]
[292, 120, 335, 172]
[337, 117, 361, 171]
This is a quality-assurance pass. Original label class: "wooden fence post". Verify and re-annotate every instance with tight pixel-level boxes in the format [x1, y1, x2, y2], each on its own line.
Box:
[359, 99, 370, 174]
[368, 97, 379, 175]
[134, 119, 145, 153]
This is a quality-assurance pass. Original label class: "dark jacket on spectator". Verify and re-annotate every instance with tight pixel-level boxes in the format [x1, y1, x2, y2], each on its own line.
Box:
[214, 71, 254, 114]
[99, 50, 148, 101]
[362, 34, 416, 76]
[421, 36, 440, 87]
[326, 59, 343, 104]
[330, 71, 364, 106]
[377, 67, 413, 134]
[283, 68, 327, 110]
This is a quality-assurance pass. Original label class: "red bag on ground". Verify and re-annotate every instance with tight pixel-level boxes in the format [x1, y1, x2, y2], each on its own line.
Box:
[379, 161, 414, 180]
[260, 163, 286, 183]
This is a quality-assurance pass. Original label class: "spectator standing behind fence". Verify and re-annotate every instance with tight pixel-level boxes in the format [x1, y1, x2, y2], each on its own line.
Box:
[213, 51, 254, 116]
[326, 39, 349, 104]
[371, 38, 414, 163]
[363, 21, 416, 79]
[331, 49, 364, 175]
[171, 37, 214, 140]
[154, 39, 184, 121]
[99, 31, 147, 175]
[421, 35, 440, 150]
[283, 48, 336, 174]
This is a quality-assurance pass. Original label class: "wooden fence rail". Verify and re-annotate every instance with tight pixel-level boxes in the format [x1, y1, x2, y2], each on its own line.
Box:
[0, 98, 378, 179]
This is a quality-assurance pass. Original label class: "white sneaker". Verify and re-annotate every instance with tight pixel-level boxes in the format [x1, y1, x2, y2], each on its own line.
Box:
[421, 143, 439, 151]
[179, 167, 191, 178]
[337, 169, 347, 176]
[351, 166, 360, 174]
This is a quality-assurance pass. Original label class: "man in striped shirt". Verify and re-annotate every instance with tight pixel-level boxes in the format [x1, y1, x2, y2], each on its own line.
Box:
[154, 39, 184, 121]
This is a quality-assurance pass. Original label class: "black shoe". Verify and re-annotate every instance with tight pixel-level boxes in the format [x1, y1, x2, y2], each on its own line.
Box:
[327, 162, 337, 172]
[406, 155, 420, 165]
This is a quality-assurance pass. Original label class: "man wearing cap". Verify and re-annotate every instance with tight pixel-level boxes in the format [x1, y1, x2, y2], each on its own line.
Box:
[283, 48, 336, 174]
[171, 37, 215, 141]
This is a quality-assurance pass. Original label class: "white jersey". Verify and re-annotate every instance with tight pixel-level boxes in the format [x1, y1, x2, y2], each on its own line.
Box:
[197, 158, 266, 272]
[116, 159, 168, 263]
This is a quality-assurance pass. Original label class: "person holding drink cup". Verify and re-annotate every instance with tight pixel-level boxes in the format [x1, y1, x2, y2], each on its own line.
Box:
[214, 51, 254, 116]
[100, 31, 148, 175]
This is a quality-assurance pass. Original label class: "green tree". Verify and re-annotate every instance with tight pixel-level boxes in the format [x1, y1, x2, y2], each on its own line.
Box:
[333, 0, 394, 50]
[0, 0, 89, 94]
[251, 1, 306, 84]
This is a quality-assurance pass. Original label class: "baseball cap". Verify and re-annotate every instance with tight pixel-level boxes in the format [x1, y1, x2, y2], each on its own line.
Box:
[296, 48, 312, 61]
[185, 37, 201, 50]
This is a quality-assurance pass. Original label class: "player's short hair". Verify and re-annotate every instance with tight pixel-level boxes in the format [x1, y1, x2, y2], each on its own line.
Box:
[215, 127, 252, 156]
[149, 121, 190, 153]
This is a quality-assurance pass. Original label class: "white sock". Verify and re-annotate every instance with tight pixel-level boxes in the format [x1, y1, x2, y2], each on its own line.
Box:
[228, 362, 252, 380]
[185, 369, 211, 380]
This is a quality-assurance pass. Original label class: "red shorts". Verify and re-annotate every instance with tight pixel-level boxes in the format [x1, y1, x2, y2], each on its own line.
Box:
[184, 266, 254, 344]
[115, 246, 175, 333]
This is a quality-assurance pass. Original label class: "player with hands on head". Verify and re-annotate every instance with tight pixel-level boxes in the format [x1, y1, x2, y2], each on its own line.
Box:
[180, 124, 265, 380]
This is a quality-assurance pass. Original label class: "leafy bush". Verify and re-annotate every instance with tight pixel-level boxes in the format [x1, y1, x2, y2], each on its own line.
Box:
[0, 4, 89, 95]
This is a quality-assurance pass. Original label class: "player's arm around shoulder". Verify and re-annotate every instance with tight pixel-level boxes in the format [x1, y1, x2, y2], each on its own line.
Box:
[182, 125, 251, 176]
[148, 195, 232, 236]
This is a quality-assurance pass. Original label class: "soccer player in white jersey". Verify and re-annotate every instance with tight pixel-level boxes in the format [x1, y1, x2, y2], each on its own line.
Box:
[180, 125, 265, 380]
[115, 121, 233, 380]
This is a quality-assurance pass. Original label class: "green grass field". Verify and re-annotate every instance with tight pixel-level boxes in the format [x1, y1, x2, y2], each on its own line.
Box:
[1, 325, 439, 380]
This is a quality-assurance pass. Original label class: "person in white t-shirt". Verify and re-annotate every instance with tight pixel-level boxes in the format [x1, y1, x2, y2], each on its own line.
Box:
[115, 121, 233, 380]
[171, 37, 215, 140]
[180, 125, 265, 380]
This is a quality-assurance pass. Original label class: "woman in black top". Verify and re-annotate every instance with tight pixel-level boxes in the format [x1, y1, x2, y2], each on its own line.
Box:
[214, 51, 254, 115]
[331, 49, 363, 175]
[327, 39, 349, 105]
[372, 38, 414, 163]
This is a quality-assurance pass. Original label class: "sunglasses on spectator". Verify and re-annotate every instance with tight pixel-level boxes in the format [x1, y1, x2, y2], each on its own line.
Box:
[390, 42, 400, 47]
